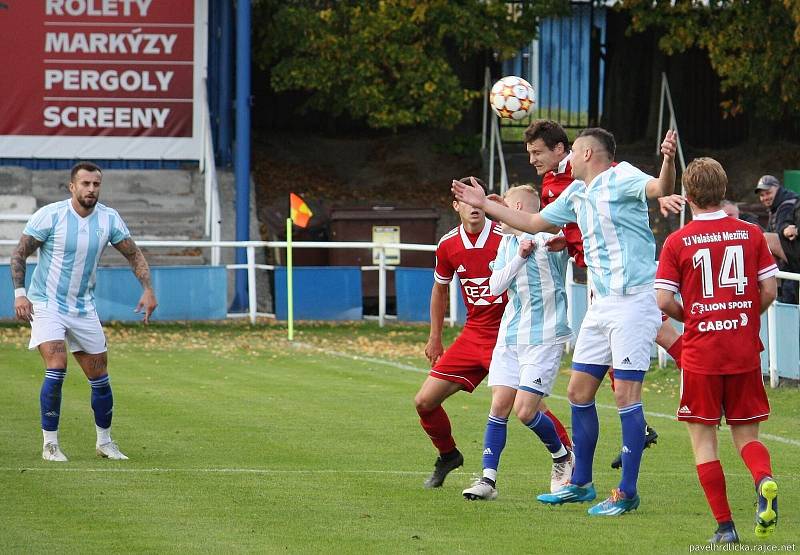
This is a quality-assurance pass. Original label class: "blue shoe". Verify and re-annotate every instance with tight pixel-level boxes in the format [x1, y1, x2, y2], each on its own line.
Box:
[755, 477, 778, 539]
[537, 483, 597, 505]
[709, 523, 739, 544]
[588, 488, 640, 516]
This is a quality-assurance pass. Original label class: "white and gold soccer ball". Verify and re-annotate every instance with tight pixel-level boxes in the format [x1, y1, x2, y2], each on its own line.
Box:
[489, 76, 535, 120]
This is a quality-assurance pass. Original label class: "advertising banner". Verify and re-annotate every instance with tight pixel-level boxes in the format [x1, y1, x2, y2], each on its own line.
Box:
[0, 0, 206, 159]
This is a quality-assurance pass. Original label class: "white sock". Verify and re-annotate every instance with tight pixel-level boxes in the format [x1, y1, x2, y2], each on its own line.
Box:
[96, 425, 112, 446]
[483, 468, 498, 482]
[43, 429, 58, 446]
[551, 445, 568, 459]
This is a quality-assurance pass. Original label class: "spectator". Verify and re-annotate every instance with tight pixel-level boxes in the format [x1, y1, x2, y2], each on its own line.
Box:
[720, 200, 762, 226]
[755, 175, 799, 303]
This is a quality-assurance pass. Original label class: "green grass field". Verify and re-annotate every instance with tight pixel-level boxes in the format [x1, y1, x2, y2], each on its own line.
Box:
[0, 322, 797, 554]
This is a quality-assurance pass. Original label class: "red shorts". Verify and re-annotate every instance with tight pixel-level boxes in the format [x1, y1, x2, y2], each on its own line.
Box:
[677, 369, 770, 425]
[430, 333, 494, 392]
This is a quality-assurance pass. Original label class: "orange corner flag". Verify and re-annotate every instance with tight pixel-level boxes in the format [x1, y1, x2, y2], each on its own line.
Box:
[290, 193, 313, 228]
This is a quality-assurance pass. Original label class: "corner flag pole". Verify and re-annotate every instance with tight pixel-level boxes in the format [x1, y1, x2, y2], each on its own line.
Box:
[286, 217, 294, 341]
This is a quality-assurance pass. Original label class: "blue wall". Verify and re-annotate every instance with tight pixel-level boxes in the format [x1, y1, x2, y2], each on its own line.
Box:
[0, 265, 227, 322]
[274, 266, 363, 321]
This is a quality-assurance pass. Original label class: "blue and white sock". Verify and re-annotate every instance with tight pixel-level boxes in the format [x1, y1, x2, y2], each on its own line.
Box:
[41, 369, 66, 444]
[89, 374, 113, 443]
[570, 400, 599, 487]
[618, 402, 645, 498]
[482, 414, 508, 483]
[525, 411, 567, 458]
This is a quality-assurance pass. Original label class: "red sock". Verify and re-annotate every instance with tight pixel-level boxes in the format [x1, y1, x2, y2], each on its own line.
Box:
[544, 409, 572, 449]
[696, 460, 732, 524]
[740, 441, 773, 485]
[417, 405, 456, 454]
[667, 336, 683, 368]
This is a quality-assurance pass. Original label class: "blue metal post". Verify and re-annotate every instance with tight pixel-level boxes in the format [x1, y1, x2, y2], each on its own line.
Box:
[218, 0, 233, 166]
[231, 0, 251, 312]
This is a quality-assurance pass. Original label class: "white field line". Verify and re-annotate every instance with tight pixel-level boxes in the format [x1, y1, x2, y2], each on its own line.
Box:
[0, 467, 787, 480]
[297, 343, 800, 449]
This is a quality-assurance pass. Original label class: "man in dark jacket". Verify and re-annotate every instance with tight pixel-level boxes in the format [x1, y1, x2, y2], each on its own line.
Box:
[755, 175, 799, 303]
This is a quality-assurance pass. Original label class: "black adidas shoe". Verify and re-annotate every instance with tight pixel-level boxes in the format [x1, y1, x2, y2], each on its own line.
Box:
[709, 522, 740, 544]
[611, 426, 658, 469]
[423, 449, 464, 488]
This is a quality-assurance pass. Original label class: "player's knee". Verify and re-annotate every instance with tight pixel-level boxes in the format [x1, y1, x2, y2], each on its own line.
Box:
[567, 382, 593, 405]
[514, 404, 536, 424]
[414, 393, 439, 414]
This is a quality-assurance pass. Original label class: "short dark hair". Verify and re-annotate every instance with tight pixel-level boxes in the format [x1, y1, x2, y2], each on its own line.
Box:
[523, 120, 570, 151]
[683, 157, 727, 208]
[70, 161, 102, 182]
[455, 176, 488, 196]
[576, 128, 616, 159]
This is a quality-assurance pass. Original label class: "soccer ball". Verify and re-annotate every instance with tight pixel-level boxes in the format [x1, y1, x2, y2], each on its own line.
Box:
[489, 76, 535, 120]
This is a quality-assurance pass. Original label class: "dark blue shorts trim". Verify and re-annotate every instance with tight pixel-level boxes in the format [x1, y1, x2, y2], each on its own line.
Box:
[519, 385, 546, 397]
[613, 369, 646, 383]
[573, 363, 609, 380]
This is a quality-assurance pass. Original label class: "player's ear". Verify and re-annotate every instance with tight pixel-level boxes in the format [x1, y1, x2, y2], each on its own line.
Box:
[452, 200, 459, 212]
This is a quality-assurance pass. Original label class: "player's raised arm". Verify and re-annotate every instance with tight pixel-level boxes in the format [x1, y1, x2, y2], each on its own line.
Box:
[645, 129, 678, 199]
[451, 178, 557, 235]
[10, 234, 43, 322]
[113, 237, 158, 323]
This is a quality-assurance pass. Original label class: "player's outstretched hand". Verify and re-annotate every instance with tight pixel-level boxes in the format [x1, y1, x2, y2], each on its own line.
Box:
[14, 296, 33, 322]
[518, 239, 535, 258]
[451, 178, 486, 208]
[658, 194, 685, 217]
[425, 336, 444, 365]
[545, 235, 567, 252]
[661, 129, 677, 162]
[487, 194, 508, 207]
[135, 288, 158, 324]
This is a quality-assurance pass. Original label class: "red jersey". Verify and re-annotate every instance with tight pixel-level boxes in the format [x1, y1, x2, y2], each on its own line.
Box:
[655, 211, 778, 374]
[541, 156, 585, 267]
[434, 219, 506, 343]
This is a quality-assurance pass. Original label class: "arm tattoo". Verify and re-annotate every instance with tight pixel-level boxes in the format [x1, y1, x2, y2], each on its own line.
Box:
[113, 238, 153, 289]
[10, 235, 42, 289]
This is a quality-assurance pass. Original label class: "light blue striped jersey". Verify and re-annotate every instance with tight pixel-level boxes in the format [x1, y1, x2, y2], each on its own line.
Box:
[491, 232, 572, 346]
[24, 200, 131, 316]
[539, 162, 656, 297]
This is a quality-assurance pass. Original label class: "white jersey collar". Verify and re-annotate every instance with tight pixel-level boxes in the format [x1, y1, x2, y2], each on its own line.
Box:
[693, 209, 728, 221]
[554, 152, 571, 175]
[460, 218, 492, 249]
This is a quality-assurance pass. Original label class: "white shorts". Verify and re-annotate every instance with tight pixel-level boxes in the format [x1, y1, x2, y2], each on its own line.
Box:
[487, 343, 566, 396]
[28, 303, 107, 354]
[572, 290, 661, 372]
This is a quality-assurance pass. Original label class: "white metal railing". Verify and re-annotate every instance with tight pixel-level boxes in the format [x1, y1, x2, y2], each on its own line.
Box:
[656, 72, 689, 227]
[482, 68, 510, 194]
[199, 78, 222, 266]
[1, 236, 797, 387]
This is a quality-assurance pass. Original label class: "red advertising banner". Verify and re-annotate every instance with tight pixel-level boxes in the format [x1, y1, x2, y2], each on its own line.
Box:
[0, 0, 205, 159]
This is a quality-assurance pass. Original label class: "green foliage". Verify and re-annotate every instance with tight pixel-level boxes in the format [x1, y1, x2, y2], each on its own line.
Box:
[253, 0, 568, 129]
[618, 0, 800, 121]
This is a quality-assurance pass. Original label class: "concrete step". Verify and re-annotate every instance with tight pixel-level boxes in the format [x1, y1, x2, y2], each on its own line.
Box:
[0, 195, 37, 214]
[99, 248, 206, 267]
[30, 169, 197, 197]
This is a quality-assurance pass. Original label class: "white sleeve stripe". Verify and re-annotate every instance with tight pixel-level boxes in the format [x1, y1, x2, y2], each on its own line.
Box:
[434, 272, 452, 284]
[758, 266, 779, 281]
[653, 280, 679, 293]
[654, 278, 679, 287]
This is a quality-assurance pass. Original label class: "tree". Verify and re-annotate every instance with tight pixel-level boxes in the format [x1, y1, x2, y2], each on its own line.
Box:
[253, 0, 568, 129]
[619, 0, 800, 122]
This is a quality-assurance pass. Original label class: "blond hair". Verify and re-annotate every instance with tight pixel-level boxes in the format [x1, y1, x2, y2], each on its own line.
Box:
[504, 185, 540, 212]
